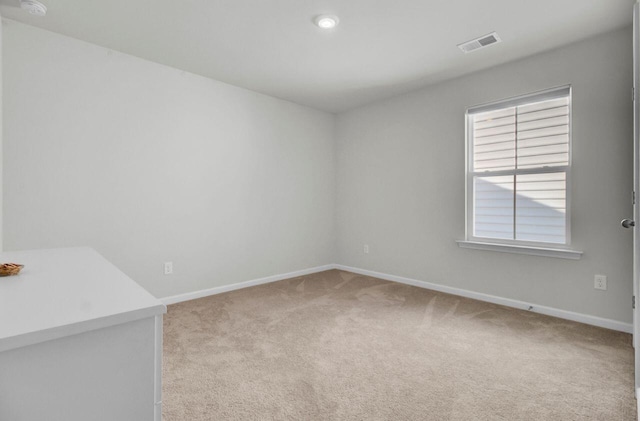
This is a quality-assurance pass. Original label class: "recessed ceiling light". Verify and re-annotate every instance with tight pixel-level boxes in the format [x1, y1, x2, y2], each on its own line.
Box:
[315, 15, 339, 29]
[20, 0, 47, 16]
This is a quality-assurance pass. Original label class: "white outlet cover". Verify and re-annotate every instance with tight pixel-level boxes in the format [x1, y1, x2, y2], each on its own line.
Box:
[594, 275, 607, 290]
[164, 262, 173, 275]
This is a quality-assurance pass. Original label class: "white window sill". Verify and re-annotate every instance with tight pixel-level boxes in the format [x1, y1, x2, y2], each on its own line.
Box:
[456, 240, 583, 260]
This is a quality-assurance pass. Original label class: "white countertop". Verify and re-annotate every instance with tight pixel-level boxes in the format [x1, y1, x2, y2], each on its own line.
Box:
[0, 247, 166, 352]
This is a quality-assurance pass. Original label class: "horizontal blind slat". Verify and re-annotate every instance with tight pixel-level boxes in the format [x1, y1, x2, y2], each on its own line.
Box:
[474, 150, 515, 161]
[473, 107, 516, 122]
[473, 134, 515, 146]
[517, 125, 567, 141]
[474, 126, 515, 138]
[518, 134, 568, 149]
[475, 142, 516, 154]
[474, 115, 515, 130]
[518, 143, 568, 156]
[517, 115, 569, 132]
[517, 97, 569, 114]
[517, 105, 568, 123]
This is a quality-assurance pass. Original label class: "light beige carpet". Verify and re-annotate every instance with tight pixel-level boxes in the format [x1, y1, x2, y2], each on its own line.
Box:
[163, 270, 636, 420]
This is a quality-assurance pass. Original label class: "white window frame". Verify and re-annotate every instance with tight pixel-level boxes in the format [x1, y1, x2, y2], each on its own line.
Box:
[462, 86, 580, 257]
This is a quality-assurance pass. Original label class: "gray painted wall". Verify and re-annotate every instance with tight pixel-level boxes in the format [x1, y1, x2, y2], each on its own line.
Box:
[0, 15, 3, 252]
[335, 27, 634, 323]
[3, 20, 336, 299]
[3, 20, 634, 325]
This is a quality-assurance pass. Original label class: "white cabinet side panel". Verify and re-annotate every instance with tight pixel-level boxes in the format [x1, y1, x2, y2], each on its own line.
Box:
[0, 317, 156, 421]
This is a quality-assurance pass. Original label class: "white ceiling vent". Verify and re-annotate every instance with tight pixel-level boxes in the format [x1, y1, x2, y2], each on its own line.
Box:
[457, 32, 501, 53]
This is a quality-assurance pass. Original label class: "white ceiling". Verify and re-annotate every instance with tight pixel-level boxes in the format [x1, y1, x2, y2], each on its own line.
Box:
[0, 0, 634, 112]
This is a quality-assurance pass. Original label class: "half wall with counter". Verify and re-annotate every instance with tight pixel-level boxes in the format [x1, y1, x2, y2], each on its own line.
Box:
[0, 247, 166, 421]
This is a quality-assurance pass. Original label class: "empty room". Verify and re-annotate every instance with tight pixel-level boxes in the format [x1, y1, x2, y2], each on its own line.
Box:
[0, 0, 639, 420]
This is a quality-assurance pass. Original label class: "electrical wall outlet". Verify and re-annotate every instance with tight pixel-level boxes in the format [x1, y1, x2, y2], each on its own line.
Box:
[164, 262, 173, 275]
[363, 244, 370, 254]
[594, 274, 607, 290]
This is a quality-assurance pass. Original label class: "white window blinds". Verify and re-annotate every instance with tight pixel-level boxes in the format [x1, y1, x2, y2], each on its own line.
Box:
[467, 87, 570, 245]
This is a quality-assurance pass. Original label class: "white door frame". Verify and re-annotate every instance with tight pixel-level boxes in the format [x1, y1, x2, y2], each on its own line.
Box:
[633, 1, 640, 404]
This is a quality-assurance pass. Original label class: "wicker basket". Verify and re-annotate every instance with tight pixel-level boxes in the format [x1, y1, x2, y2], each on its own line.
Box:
[0, 263, 24, 277]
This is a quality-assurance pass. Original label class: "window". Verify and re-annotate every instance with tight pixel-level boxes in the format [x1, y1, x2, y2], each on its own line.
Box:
[466, 86, 571, 247]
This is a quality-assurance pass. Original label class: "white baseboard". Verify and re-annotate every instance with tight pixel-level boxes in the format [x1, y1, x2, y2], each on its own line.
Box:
[160, 262, 633, 334]
[160, 264, 334, 305]
[334, 264, 633, 334]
